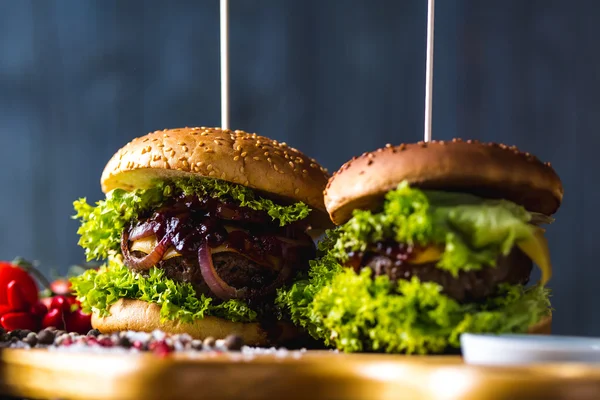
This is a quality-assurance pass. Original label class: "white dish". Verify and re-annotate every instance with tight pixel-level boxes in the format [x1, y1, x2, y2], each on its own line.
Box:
[461, 334, 600, 365]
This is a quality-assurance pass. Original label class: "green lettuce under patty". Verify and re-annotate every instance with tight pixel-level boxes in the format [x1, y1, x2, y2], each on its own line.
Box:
[275, 182, 553, 354]
[73, 177, 311, 261]
[276, 253, 550, 354]
[71, 257, 260, 323]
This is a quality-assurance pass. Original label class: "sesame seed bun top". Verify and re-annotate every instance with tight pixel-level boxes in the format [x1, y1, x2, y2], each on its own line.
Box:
[324, 139, 563, 225]
[101, 127, 332, 228]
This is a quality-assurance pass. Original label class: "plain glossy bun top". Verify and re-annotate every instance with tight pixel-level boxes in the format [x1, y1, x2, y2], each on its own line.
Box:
[324, 139, 563, 225]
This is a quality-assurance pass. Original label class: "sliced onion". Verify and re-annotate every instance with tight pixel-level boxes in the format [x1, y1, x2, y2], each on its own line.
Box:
[121, 228, 169, 271]
[198, 242, 247, 301]
[128, 221, 158, 241]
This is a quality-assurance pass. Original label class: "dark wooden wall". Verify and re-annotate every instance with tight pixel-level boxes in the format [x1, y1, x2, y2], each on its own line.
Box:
[0, 0, 597, 336]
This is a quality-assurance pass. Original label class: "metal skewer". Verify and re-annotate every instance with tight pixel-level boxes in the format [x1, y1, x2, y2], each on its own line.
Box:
[220, 0, 229, 130]
[423, 0, 435, 142]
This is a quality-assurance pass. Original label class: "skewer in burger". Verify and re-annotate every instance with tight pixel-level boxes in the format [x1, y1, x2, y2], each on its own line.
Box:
[71, 127, 331, 346]
[276, 139, 562, 354]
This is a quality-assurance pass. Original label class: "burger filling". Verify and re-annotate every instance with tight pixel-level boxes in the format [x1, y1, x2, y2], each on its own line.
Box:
[71, 178, 314, 324]
[121, 193, 315, 301]
[276, 181, 554, 354]
[347, 244, 532, 303]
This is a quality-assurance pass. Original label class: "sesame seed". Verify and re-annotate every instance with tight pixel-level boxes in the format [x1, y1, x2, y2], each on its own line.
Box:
[294, 188, 300, 195]
[214, 140, 220, 145]
[310, 163, 318, 168]
[253, 157, 260, 161]
[201, 132, 208, 136]
[163, 134, 169, 138]
[153, 155, 161, 161]
[264, 152, 270, 156]
[157, 144, 164, 148]
[162, 156, 168, 161]
[182, 160, 189, 169]
[241, 152, 247, 157]
[302, 169, 308, 174]
[281, 142, 287, 147]
[288, 161, 294, 168]
[205, 148, 215, 153]
[244, 180, 250, 186]
[170, 150, 176, 157]
[273, 164, 279, 171]
[236, 145, 242, 151]
[178, 156, 186, 161]
[143, 138, 150, 143]
[267, 157, 272, 163]
[152, 138, 159, 142]
[209, 171, 215, 176]
[240, 166, 245, 173]
[221, 172, 226, 178]
[297, 158, 304, 164]
[385, 143, 392, 148]
[207, 165, 213, 171]
[178, 141, 185, 146]
[233, 156, 240, 161]
[164, 147, 172, 152]
[182, 146, 188, 152]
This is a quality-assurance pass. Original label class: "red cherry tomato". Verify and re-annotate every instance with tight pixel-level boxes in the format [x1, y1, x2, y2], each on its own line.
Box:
[0, 262, 38, 306]
[30, 302, 48, 318]
[1, 312, 38, 331]
[65, 309, 92, 334]
[42, 308, 66, 330]
[50, 295, 72, 313]
[50, 279, 72, 295]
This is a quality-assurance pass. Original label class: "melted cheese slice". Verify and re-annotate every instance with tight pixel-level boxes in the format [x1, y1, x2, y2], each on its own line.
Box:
[516, 227, 552, 285]
[407, 246, 444, 264]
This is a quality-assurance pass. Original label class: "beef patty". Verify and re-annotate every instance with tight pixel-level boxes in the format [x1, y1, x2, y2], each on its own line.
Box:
[139, 252, 280, 300]
[357, 248, 533, 303]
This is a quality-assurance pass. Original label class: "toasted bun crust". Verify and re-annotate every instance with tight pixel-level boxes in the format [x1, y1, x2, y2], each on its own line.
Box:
[527, 314, 552, 334]
[325, 140, 563, 225]
[92, 299, 302, 347]
[101, 127, 331, 228]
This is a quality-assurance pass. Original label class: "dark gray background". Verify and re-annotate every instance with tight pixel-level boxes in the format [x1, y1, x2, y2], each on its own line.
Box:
[0, 0, 595, 336]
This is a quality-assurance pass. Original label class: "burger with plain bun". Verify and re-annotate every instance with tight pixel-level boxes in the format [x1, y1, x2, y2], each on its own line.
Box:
[71, 127, 330, 346]
[276, 139, 562, 354]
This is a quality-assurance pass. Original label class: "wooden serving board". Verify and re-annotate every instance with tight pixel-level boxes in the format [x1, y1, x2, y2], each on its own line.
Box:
[1, 349, 600, 400]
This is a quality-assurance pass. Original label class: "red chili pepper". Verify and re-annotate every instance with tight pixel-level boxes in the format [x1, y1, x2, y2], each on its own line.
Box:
[1, 312, 38, 331]
[0, 262, 39, 306]
[6, 280, 29, 311]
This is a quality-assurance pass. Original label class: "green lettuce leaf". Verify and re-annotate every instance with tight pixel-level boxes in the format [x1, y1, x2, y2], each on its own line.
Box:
[331, 182, 540, 275]
[276, 253, 551, 354]
[71, 257, 259, 323]
[73, 178, 311, 261]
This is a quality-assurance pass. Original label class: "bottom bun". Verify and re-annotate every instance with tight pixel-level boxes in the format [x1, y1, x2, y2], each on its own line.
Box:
[527, 314, 552, 334]
[92, 299, 301, 347]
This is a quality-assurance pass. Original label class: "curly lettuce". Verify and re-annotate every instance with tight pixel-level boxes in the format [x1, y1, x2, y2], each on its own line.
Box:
[71, 257, 259, 323]
[276, 253, 551, 354]
[73, 178, 311, 261]
[331, 182, 545, 275]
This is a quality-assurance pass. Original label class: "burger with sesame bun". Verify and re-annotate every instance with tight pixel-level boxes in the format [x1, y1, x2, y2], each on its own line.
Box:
[70, 127, 331, 346]
[276, 139, 562, 354]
